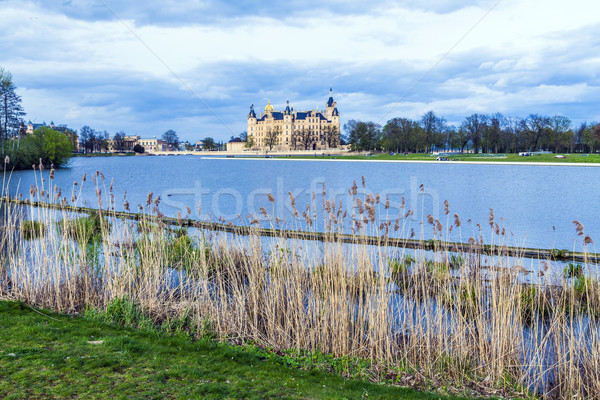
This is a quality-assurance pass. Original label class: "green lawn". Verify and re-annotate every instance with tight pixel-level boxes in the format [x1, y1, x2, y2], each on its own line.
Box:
[0, 301, 487, 400]
[270, 152, 600, 164]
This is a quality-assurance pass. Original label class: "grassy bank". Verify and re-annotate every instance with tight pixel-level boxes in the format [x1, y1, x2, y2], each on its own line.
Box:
[267, 152, 600, 164]
[0, 300, 481, 400]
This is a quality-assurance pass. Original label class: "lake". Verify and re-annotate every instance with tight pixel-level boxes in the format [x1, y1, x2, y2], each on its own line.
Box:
[4, 155, 599, 250]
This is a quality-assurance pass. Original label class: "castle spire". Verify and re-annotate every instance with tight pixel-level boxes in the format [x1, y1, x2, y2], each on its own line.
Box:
[284, 100, 291, 115]
[327, 87, 335, 108]
[264, 99, 274, 112]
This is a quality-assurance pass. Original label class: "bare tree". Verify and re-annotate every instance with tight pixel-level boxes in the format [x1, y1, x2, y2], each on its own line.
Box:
[482, 113, 502, 153]
[0, 68, 26, 156]
[292, 127, 315, 150]
[162, 129, 180, 150]
[461, 114, 487, 154]
[113, 131, 126, 152]
[498, 116, 519, 153]
[264, 126, 282, 151]
[244, 136, 255, 149]
[420, 111, 446, 153]
[79, 126, 99, 153]
[323, 125, 339, 148]
[549, 115, 572, 152]
[521, 114, 551, 151]
[100, 130, 110, 153]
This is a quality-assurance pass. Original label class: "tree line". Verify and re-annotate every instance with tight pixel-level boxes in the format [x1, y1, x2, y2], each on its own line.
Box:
[79, 127, 182, 153]
[80, 129, 229, 153]
[1, 68, 26, 156]
[346, 111, 600, 153]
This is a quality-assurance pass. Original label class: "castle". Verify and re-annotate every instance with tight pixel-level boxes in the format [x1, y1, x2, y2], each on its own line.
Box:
[247, 88, 340, 151]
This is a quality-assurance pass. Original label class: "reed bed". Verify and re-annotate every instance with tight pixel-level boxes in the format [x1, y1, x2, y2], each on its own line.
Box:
[0, 166, 599, 399]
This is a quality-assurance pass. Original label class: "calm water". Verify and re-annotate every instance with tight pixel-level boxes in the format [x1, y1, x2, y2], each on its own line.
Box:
[4, 155, 599, 250]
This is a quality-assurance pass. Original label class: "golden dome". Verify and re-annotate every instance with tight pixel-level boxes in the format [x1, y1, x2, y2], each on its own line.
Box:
[264, 99, 274, 112]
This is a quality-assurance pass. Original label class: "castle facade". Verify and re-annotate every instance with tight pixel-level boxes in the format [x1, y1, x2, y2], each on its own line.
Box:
[247, 88, 340, 151]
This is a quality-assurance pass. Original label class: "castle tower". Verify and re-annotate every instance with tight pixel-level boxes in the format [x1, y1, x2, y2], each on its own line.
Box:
[326, 88, 340, 140]
[247, 104, 257, 145]
[264, 99, 274, 116]
[325, 87, 337, 120]
[249, 104, 257, 118]
[283, 100, 292, 147]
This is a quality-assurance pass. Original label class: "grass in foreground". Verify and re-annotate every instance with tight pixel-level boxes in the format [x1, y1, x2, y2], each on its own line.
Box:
[0, 301, 480, 400]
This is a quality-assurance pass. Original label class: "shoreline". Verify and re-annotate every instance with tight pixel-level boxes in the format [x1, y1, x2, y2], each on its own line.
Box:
[72, 151, 600, 167]
[203, 156, 600, 167]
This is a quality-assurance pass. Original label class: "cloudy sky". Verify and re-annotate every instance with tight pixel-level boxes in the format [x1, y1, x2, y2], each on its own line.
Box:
[1, 0, 599, 142]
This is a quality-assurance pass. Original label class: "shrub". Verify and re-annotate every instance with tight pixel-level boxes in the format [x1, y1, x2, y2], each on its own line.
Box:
[168, 234, 200, 269]
[519, 286, 552, 323]
[564, 262, 583, 279]
[574, 275, 594, 297]
[388, 256, 413, 275]
[20, 220, 47, 240]
[5, 126, 73, 169]
[58, 211, 109, 243]
[449, 254, 465, 269]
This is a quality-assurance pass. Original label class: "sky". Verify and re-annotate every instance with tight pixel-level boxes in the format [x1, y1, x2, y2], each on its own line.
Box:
[1, 0, 599, 142]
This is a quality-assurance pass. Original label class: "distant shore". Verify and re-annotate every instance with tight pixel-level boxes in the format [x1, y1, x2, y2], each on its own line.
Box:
[73, 151, 600, 166]
[204, 153, 600, 167]
[206, 157, 600, 167]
